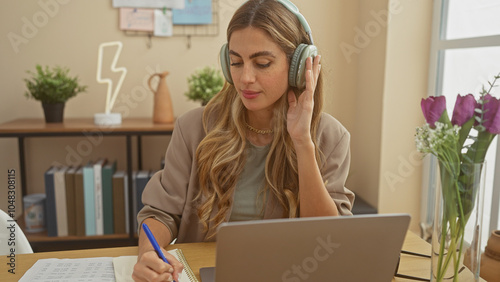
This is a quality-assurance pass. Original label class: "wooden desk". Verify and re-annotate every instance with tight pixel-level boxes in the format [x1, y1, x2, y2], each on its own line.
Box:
[1, 232, 431, 282]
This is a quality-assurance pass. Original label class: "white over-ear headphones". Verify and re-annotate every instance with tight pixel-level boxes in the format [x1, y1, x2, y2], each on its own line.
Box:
[220, 0, 317, 89]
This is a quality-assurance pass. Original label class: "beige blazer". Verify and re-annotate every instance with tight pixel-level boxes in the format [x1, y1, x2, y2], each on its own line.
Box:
[137, 107, 354, 243]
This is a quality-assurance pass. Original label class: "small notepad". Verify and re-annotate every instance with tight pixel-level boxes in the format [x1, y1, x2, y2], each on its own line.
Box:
[113, 249, 198, 282]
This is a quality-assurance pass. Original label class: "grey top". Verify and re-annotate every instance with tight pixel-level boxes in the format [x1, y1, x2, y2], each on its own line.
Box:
[229, 143, 270, 222]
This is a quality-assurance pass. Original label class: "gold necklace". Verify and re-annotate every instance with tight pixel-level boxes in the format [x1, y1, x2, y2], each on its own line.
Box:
[245, 122, 274, 134]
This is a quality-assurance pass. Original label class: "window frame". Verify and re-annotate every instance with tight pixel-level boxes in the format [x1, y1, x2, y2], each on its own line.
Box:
[423, 0, 500, 241]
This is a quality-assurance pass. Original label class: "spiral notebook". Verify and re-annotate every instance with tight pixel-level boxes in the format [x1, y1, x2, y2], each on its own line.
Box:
[113, 248, 198, 282]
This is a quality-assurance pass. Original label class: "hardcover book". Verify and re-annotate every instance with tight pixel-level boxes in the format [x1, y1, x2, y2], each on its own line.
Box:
[112, 170, 128, 234]
[83, 161, 96, 236]
[93, 158, 107, 235]
[54, 166, 69, 236]
[44, 166, 58, 237]
[64, 166, 79, 236]
[102, 160, 117, 235]
[74, 166, 86, 236]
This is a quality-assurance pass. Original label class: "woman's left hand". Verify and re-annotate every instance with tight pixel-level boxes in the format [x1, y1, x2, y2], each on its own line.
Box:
[287, 55, 321, 146]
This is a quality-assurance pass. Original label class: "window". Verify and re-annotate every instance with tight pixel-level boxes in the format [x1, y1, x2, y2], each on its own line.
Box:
[424, 0, 500, 250]
[445, 1, 500, 40]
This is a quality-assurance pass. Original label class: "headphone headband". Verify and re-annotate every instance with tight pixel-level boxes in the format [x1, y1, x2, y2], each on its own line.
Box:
[276, 0, 314, 44]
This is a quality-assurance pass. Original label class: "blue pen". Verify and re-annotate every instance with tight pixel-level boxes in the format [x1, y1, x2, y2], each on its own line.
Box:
[142, 223, 175, 281]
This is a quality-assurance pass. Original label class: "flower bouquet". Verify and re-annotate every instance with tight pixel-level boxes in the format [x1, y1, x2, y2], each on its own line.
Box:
[415, 73, 500, 281]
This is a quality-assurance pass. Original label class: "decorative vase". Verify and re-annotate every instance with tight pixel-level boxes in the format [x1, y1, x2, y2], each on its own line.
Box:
[431, 161, 486, 282]
[148, 71, 174, 124]
[479, 230, 500, 281]
[41, 102, 65, 123]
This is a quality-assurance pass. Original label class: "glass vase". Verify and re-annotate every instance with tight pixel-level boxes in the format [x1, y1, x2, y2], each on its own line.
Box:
[431, 161, 486, 282]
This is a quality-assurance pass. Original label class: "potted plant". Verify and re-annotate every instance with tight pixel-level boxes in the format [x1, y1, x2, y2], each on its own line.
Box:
[24, 64, 87, 123]
[184, 66, 224, 106]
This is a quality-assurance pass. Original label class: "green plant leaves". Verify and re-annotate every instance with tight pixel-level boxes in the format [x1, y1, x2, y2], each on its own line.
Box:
[24, 64, 87, 104]
[185, 66, 223, 105]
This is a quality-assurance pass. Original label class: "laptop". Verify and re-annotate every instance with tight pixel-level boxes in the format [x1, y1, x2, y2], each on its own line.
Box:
[200, 213, 410, 282]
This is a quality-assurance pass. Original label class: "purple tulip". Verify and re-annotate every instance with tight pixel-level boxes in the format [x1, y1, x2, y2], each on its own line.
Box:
[481, 94, 500, 134]
[451, 94, 477, 126]
[421, 96, 446, 127]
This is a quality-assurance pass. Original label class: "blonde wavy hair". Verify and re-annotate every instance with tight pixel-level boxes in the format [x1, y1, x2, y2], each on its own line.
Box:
[195, 0, 324, 238]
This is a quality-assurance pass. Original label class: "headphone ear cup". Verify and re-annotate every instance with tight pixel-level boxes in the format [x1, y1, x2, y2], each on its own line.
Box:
[288, 43, 318, 89]
[220, 44, 233, 85]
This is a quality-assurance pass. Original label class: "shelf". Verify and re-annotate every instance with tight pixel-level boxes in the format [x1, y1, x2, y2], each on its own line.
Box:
[17, 216, 138, 252]
[0, 117, 173, 251]
[0, 117, 174, 136]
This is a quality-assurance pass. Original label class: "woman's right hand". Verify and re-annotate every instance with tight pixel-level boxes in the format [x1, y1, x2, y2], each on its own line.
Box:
[132, 249, 184, 282]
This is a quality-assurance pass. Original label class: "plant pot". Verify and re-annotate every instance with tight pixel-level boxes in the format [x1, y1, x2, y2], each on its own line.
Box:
[480, 230, 500, 282]
[42, 102, 65, 123]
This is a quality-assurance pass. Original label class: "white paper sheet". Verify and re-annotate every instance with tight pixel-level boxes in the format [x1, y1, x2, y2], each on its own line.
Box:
[19, 257, 115, 282]
[154, 9, 174, 37]
[119, 8, 155, 31]
[113, 0, 185, 9]
[19, 249, 197, 282]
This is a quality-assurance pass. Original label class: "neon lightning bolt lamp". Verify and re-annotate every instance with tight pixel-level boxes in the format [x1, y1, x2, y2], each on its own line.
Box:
[95, 41, 127, 125]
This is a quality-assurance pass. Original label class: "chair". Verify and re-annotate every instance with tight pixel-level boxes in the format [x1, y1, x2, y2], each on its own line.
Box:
[0, 209, 33, 255]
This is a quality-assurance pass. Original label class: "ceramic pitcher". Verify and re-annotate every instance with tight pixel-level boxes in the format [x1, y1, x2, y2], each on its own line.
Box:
[480, 230, 500, 282]
[148, 71, 174, 124]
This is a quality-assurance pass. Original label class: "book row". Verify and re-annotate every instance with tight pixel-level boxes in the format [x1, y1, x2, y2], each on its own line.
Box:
[44, 159, 155, 237]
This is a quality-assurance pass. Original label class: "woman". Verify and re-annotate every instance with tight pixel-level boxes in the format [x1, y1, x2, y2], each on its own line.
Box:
[133, 0, 354, 281]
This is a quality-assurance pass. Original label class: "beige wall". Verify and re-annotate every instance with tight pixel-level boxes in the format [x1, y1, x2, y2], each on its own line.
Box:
[345, 0, 432, 232]
[0, 0, 239, 215]
[0, 0, 432, 233]
[348, 0, 388, 216]
[378, 0, 432, 230]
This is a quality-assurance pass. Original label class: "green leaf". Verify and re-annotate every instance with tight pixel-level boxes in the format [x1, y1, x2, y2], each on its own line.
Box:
[24, 64, 87, 103]
[457, 181, 466, 193]
[184, 66, 224, 104]
[457, 118, 474, 151]
[462, 154, 473, 163]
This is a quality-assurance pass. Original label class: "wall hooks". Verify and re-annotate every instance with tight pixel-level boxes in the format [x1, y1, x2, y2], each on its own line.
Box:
[124, 30, 154, 49]
[186, 35, 191, 49]
[147, 33, 152, 49]
[121, 0, 219, 50]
